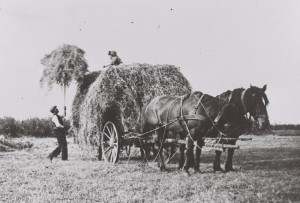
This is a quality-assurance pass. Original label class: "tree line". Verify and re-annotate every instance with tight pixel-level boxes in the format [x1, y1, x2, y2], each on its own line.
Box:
[0, 116, 299, 138]
[0, 117, 70, 138]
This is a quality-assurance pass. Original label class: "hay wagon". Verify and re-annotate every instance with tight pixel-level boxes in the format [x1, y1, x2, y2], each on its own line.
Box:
[71, 64, 251, 164]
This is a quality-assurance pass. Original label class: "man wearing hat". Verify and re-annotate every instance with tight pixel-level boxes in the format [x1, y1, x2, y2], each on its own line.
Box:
[103, 51, 122, 68]
[48, 106, 68, 161]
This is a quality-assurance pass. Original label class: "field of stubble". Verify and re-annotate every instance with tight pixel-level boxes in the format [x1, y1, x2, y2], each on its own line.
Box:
[1, 132, 300, 203]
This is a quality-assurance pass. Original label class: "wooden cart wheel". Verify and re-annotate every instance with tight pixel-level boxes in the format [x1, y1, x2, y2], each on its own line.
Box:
[101, 121, 120, 163]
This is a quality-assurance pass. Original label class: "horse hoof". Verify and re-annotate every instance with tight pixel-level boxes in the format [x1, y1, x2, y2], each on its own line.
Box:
[225, 167, 235, 172]
[213, 167, 224, 173]
[160, 166, 168, 172]
[184, 171, 191, 177]
[194, 169, 203, 174]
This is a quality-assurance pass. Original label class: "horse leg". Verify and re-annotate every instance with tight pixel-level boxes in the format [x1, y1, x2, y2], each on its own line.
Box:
[153, 141, 162, 168]
[213, 150, 224, 172]
[194, 138, 204, 173]
[183, 137, 194, 175]
[225, 148, 235, 172]
[155, 128, 168, 172]
[158, 143, 167, 172]
[178, 144, 185, 170]
[140, 123, 153, 159]
[138, 140, 150, 161]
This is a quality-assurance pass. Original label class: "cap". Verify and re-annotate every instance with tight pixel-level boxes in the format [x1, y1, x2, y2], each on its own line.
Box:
[50, 106, 57, 113]
[108, 51, 117, 56]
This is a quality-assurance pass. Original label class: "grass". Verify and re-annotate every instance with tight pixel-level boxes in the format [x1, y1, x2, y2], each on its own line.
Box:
[0, 134, 300, 202]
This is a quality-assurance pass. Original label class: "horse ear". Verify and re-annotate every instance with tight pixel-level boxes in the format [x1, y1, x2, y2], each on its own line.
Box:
[250, 84, 253, 88]
[262, 84, 267, 92]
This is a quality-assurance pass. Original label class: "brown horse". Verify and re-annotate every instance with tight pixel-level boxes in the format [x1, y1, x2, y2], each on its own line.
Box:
[141, 91, 245, 174]
[211, 84, 270, 172]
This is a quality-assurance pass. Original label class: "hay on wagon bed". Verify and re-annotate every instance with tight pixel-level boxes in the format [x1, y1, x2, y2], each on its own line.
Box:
[71, 71, 101, 130]
[72, 63, 192, 147]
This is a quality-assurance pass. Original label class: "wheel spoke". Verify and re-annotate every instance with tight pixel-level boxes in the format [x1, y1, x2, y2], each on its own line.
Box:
[104, 146, 113, 154]
[108, 150, 112, 162]
[103, 132, 111, 140]
[110, 130, 115, 140]
[107, 126, 112, 136]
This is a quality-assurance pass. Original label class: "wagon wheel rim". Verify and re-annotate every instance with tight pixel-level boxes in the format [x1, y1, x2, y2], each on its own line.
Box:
[101, 121, 120, 163]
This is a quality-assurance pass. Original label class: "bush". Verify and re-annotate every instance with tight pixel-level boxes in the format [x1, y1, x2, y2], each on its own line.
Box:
[0, 117, 21, 137]
[20, 118, 53, 137]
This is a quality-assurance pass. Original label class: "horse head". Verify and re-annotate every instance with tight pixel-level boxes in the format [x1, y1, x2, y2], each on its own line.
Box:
[241, 85, 269, 129]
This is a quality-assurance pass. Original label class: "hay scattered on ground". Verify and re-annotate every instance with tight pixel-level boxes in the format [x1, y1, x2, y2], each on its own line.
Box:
[0, 135, 33, 152]
[71, 63, 192, 147]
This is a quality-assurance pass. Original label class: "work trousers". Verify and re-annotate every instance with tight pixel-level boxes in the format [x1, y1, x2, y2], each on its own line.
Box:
[51, 128, 68, 160]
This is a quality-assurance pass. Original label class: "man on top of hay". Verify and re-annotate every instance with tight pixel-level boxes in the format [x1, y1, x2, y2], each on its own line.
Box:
[48, 106, 68, 161]
[103, 50, 122, 68]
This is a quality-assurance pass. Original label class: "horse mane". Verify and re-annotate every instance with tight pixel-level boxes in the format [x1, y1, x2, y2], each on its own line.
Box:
[245, 86, 269, 106]
[228, 88, 245, 103]
[216, 90, 232, 102]
[216, 88, 245, 104]
[262, 94, 269, 105]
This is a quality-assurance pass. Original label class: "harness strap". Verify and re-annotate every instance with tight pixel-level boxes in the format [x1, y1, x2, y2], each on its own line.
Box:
[194, 93, 206, 114]
[241, 89, 248, 115]
[179, 115, 207, 121]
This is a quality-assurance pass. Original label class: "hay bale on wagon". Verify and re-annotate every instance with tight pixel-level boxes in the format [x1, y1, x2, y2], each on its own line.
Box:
[72, 63, 192, 147]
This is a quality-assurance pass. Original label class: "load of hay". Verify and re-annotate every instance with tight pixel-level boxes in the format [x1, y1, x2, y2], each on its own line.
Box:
[71, 63, 192, 147]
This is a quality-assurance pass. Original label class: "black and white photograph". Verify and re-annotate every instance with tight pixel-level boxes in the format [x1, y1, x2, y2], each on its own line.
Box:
[0, 0, 300, 202]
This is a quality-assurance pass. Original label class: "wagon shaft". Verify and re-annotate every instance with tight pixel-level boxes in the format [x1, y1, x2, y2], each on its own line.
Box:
[204, 143, 240, 149]
[164, 138, 187, 145]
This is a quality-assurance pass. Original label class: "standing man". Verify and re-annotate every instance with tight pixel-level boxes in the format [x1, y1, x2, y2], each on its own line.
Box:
[103, 51, 122, 68]
[48, 106, 68, 161]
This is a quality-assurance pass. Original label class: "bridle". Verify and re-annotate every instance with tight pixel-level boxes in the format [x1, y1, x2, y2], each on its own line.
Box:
[241, 89, 269, 123]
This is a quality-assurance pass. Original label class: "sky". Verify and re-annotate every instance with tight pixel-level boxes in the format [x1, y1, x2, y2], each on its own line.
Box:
[0, 0, 300, 124]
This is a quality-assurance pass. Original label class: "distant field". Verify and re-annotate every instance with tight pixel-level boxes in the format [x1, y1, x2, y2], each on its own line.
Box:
[0, 133, 300, 202]
[273, 129, 300, 136]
